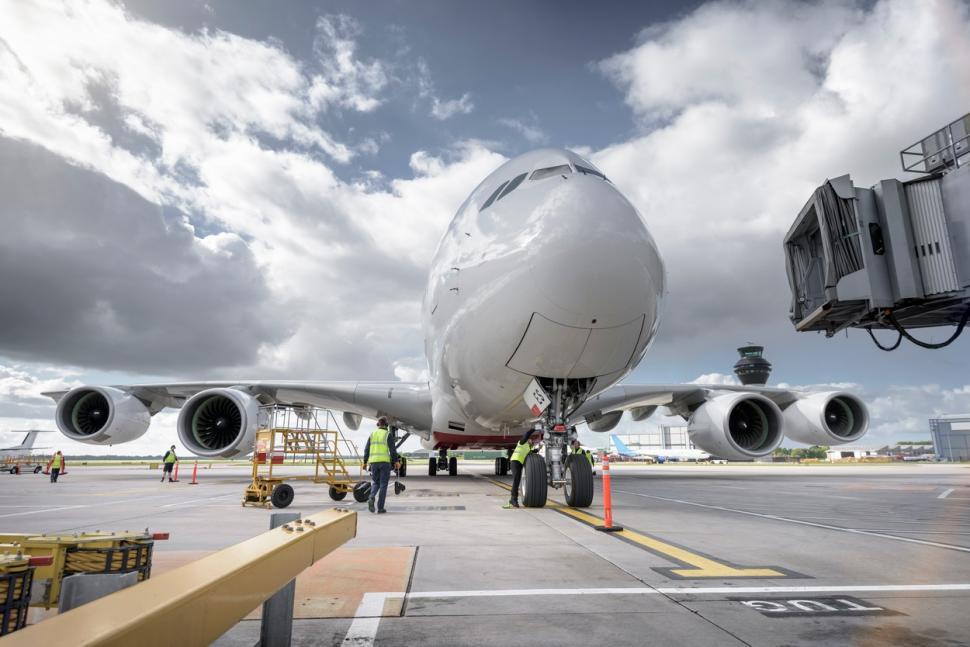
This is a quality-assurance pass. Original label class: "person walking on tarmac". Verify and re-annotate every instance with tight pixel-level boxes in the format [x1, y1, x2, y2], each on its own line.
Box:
[47, 451, 65, 483]
[161, 445, 178, 483]
[362, 417, 400, 514]
[504, 429, 541, 509]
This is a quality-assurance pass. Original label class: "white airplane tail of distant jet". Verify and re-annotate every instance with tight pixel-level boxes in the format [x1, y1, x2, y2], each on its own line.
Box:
[0, 430, 54, 457]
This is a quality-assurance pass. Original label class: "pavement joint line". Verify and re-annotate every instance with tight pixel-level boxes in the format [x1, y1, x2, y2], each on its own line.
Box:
[485, 478, 789, 579]
[160, 494, 234, 508]
[616, 489, 970, 554]
[939, 488, 955, 499]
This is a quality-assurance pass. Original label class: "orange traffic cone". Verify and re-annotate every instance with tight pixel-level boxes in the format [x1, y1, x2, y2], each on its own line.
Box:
[596, 452, 623, 532]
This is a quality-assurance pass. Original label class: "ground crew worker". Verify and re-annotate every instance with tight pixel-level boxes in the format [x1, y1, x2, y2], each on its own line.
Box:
[162, 445, 178, 483]
[504, 429, 541, 508]
[47, 450, 65, 483]
[362, 417, 399, 514]
[570, 438, 595, 475]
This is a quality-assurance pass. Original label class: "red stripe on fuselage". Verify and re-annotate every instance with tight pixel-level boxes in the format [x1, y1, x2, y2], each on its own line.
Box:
[432, 431, 518, 450]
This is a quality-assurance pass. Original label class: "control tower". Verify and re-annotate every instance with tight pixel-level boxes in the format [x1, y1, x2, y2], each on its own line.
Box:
[733, 345, 772, 385]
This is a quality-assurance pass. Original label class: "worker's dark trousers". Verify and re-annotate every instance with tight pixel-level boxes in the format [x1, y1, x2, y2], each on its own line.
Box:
[50, 468, 60, 483]
[509, 461, 523, 502]
[370, 462, 391, 511]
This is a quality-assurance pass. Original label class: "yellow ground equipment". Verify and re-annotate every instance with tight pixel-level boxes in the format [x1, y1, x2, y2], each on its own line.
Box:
[0, 553, 35, 636]
[0, 529, 166, 609]
[243, 406, 367, 508]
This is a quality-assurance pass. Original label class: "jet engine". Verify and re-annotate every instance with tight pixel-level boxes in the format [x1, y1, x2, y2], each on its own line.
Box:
[783, 392, 868, 445]
[177, 388, 261, 458]
[55, 386, 150, 445]
[688, 393, 784, 460]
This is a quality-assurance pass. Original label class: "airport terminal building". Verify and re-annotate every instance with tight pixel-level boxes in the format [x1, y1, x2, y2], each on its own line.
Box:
[929, 415, 970, 461]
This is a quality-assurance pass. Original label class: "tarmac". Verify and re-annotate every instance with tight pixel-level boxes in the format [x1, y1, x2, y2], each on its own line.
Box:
[2, 461, 969, 646]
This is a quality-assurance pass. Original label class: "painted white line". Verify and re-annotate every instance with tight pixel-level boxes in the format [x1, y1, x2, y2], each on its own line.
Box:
[939, 488, 955, 499]
[0, 504, 87, 519]
[403, 584, 970, 598]
[614, 489, 970, 554]
[342, 591, 398, 646]
[160, 494, 233, 508]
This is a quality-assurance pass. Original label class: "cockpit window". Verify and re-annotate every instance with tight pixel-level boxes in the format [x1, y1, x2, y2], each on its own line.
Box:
[576, 164, 608, 181]
[496, 172, 527, 202]
[529, 165, 572, 181]
[481, 180, 509, 211]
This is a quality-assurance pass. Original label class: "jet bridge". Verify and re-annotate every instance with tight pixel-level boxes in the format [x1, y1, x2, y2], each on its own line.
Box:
[784, 113, 970, 349]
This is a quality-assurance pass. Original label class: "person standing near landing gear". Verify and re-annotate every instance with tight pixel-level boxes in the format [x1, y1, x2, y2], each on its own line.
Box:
[504, 429, 540, 509]
[362, 417, 400, 514]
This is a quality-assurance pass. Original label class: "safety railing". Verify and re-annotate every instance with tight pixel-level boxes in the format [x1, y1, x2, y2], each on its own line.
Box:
[900, 113, 970, 173]
[1, 508, 357, 646]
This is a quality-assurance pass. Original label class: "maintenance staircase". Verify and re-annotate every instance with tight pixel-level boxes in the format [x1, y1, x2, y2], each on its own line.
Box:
[243, 406, 364, 508]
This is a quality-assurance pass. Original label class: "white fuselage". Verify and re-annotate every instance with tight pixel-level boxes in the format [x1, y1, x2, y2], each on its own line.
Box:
[420, 149, 665, 449]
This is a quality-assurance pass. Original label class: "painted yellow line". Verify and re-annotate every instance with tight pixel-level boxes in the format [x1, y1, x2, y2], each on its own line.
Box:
[487, 478, 784, 579]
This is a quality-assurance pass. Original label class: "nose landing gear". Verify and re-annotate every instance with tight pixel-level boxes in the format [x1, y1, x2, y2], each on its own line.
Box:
[521, 379, 595, 508]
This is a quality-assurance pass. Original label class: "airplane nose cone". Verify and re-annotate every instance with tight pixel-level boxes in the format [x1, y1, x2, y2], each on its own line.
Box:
[532, 176, 664, 329]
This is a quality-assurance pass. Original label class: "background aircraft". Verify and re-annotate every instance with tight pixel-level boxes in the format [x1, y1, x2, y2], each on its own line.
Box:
[610, 435, 711, 463]
[45, 149, 869, 508]
[0, 430, 53, 458]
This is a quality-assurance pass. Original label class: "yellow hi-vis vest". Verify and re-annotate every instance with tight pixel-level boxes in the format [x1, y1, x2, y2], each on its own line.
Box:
[511, 440, 531, 464]
[51, 455, 63, 470]
[164, 452, 176, 464]
[574, 447, 593, 465]
[369, 427, 391, 463]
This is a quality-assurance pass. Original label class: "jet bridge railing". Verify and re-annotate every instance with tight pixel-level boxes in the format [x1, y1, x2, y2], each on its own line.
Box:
[1, 508, 357, 647]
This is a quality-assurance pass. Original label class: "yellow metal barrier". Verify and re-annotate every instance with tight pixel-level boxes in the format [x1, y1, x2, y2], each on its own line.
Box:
[2, 508, 357, 646]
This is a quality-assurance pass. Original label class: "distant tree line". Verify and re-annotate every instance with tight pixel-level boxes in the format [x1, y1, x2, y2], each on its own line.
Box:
[772, 446, 828, 460]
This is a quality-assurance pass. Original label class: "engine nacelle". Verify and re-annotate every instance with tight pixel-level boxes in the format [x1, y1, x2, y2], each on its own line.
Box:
[55, 386, 151, 445]
[586, 410, 624, 432]
[688, 393, 784, 460]
[177, 388, 260, 458]
[783, 392, 868, 445]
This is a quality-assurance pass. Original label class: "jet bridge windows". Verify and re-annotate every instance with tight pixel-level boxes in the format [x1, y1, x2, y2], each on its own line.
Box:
[530, 165, 572, 181]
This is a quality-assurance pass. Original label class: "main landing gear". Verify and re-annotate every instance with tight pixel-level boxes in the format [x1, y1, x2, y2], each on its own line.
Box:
[493, 453, 510, 476]
[429, 449, 458, 476]
[519, 378, 595, 509]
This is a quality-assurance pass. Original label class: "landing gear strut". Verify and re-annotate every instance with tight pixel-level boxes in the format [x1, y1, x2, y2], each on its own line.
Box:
[521, 378, 595, 509]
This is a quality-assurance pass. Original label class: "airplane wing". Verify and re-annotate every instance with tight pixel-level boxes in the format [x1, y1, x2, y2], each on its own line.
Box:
[574, 383, 800, 422]
[574, 382, 867, 460]
[44, 380, 433, 435]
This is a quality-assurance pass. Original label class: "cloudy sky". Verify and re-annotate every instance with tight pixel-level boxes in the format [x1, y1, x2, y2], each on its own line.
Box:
[1, 0, 969, 456]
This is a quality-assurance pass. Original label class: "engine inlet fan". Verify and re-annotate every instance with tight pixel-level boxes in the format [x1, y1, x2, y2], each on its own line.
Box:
[825, 398, 856, 438]
[728, 400, 769, 451]
[71, 391, 110, 435]
[191, 396, 243, 450]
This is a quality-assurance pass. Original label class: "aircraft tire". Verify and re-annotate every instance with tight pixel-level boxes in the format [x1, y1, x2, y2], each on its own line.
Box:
[564, 455, 593, 508]
[271, 483, 294, 508]
[494, 457, 502, 475]
[448, 456, 458, 476]
[328, 486, 347, 501]
[428, 458, 437, 476]
[522, 453, 547, 508]
[399, 457, 407, 477]
[501, 457, 510, 475]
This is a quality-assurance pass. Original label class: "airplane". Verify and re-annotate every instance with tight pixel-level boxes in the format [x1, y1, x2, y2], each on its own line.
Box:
[0, 430, 53, 457]
[610, 434, 711, 463]
[0, 430, 54, 473]
[44, 148, 869, 508]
